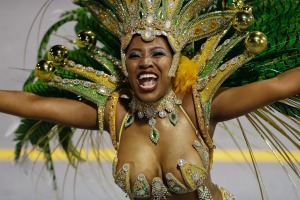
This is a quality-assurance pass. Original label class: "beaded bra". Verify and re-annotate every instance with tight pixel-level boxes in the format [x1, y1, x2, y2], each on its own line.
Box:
[113, 106, 211, 199]
[106, 83, 218, 199]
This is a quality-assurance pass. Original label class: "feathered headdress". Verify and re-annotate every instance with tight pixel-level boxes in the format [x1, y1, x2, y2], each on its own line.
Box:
[74, 0, 262, 77]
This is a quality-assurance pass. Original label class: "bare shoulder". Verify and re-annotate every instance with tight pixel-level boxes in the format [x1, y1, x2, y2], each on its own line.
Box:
[179, 93, 199, 129]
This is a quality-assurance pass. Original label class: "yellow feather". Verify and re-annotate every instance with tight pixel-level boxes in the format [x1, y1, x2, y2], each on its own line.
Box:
[172, 56, 200, 94]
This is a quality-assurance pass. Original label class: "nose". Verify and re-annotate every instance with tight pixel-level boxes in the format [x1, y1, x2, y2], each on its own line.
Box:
[139, 57, 153, 68]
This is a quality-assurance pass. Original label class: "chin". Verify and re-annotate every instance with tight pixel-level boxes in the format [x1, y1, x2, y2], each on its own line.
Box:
[134, 91, 160, 103]
[135, 87, 171, 103]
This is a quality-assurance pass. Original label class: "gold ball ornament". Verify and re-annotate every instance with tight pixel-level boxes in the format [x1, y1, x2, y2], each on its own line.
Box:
[233, 11, 254, 31]
[76, 30, 96, 50]
[245, 31, 268, 54]
[47, 45, 69, 65]
[35, 60, 56, 81]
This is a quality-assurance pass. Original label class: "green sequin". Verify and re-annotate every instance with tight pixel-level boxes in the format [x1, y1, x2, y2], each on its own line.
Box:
[150, 127, 160, 144]
[169, 111, 179, 126]
[125, 114, 134, 128]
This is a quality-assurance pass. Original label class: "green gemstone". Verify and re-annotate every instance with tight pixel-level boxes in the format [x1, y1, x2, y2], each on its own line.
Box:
[169, 112, 179, 126]
[124, 114, 134, 128]
[150, 127, 160, 144]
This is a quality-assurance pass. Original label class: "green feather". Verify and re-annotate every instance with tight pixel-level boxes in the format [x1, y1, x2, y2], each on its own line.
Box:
[58, 126, 85, 166]
[14, 119, 58, 189]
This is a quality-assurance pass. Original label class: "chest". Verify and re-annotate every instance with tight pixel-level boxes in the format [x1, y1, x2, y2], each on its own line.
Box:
[113, 114, 210, 199]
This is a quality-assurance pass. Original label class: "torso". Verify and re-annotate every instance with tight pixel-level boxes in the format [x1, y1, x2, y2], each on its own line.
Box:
[105, 91, 222, 200]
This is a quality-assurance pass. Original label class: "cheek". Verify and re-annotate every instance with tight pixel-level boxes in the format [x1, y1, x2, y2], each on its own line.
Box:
[125, 60, 138, 74]
[125, 66, 133, 77]
[159, 59, 172, 73]
[126, 69, 137, 88]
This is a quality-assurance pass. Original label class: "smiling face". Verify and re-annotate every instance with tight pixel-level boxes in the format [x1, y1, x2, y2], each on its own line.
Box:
[125, 35, 173, 103]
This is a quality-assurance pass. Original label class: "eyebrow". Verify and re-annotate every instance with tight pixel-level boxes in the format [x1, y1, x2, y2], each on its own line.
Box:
[127, 48, 142, 53]
[127, 46, 166, 53]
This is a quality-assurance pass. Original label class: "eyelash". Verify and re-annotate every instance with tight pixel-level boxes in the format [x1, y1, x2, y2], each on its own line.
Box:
[152, 51, 166, 57]
[128, 51, 166, 59]
[128, 53, 141, 59]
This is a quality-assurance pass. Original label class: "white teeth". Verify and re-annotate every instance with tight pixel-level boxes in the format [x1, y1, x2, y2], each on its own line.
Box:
[138, 73, 158, 79]
[140, 84, 155, 89]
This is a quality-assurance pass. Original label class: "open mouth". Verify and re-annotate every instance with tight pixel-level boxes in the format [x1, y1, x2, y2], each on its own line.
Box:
[137, 73, 158, 91]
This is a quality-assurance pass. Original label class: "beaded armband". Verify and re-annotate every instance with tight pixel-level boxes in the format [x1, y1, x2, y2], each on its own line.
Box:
[192, 85, 214, 150]
[98, 104, 106, 132]
[108, 91, 120, 150]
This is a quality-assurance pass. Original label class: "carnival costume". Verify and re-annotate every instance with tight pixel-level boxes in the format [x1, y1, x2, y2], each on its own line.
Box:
[14, 0, 299, 199]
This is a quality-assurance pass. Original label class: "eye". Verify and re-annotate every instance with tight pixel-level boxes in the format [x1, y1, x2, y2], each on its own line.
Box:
[152, 50, 166, 57]
[128, 52, 141, 59]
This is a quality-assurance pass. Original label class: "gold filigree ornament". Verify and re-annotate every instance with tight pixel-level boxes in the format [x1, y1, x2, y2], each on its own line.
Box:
[74, 0, 240, 77]
[125, 90, 182, 144]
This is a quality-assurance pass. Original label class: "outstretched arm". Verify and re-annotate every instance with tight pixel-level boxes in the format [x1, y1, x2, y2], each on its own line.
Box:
[211, 67, 300, 123]
[0, 91, 98, 129]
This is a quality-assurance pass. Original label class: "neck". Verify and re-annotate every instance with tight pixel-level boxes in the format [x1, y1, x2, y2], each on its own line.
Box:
[129, 90, 181, 119]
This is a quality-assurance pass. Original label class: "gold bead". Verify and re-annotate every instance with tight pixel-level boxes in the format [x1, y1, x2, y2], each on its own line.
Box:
[35, 60, 56, 81]
[245, 31, 268, 54]
[236, 0, 245, 7]
[233, 11, 254, 31]
[241, 5, 252, 13]
[47, 45, 69, 65]
[76, 30, 96, 50]
[228, 0, 244, 10]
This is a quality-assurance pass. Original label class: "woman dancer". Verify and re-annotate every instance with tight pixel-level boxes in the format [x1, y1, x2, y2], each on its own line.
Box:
[0, 0, 299, 199]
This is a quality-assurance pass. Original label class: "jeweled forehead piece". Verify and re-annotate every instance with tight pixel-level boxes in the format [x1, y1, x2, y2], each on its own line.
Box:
[75, 0, 237, 76]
